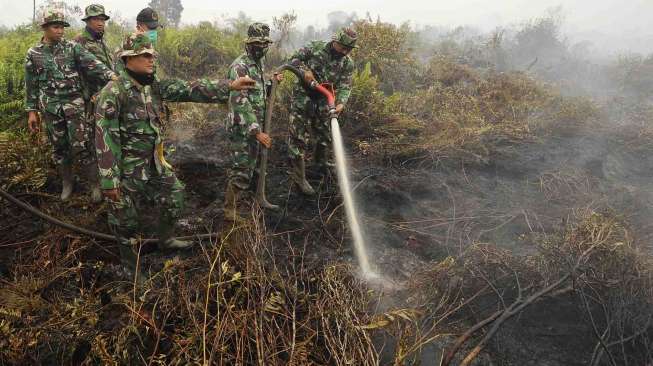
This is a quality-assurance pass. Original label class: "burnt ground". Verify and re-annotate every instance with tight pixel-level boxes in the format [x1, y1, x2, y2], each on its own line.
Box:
[162, 107, 653, 364]
[3, 102, 653, 364]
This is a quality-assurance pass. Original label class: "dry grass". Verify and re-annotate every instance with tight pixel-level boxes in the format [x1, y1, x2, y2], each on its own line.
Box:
[350, 56, 601, 167]
[0, 216, 380, 365]
[353, 210, 653, 365]
[0, 130, 49, 191]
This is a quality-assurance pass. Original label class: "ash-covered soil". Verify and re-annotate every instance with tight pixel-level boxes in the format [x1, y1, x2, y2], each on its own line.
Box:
[3, 103, 653, 365]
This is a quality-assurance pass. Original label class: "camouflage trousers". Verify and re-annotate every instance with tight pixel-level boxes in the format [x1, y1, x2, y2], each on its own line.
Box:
[107, 168, 185, 242]
[42, 98, 95, 166]
[84, 97, 98, 163]
[227, 123, 260, 191]
[287, 98, 332, 160]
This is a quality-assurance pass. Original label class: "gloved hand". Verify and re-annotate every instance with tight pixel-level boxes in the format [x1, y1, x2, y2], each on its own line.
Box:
[303, 70, 316, 84]
[27, 111, 40, 134]
[256, 132, 272, 148]
[103, 188, 121, 202]
[230, 76, 256, 90]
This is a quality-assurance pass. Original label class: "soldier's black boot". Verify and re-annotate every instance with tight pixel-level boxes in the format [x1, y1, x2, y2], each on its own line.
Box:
[59, 163, 74, 201]
[117, 239, 145, 283]
[118, 243, 138, 272]
[157, 217, 193, 251]
[289, 157, 316, 196]
[314, 144, 335, 175]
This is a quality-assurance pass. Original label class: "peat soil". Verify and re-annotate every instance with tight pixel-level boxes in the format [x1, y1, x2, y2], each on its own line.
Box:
[3, 106, 653, 364]
[166, 112, 653, 364]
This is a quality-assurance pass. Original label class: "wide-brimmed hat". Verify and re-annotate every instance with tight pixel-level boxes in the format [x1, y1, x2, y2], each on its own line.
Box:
[41, 9, 70, 27]
[332, 27, 358, 49]
[120, 33, 158, 58]
[245, 22, 273, 44]
[82, 4, 110, 21]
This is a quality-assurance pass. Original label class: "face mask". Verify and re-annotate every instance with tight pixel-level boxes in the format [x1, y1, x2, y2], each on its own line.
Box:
[329, 44, 346, 60]
[146, 30, 158, 46]
[248, 45, 269, 61]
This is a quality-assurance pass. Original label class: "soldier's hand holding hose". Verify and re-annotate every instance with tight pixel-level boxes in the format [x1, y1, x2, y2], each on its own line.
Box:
[230, 76, 257, 91]
[273, 72, 284, 82]
[27, 111, 40, 134]
[303, 70, 316, 84]
[256, 132, 272, 149]
[103, 188, 121, 202]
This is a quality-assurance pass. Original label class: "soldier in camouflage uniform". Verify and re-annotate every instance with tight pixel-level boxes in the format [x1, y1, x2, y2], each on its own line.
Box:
[95, 33, 255, 269]
[75, 5, 114, 83]
[74, 4, 114, 202]
[25, 9, 116, 201]
[286, 28, 357, 195]
[224, 22, 281, 222]
[114, 7, 161, 73]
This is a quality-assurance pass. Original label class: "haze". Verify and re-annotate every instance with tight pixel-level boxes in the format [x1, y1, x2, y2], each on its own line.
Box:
[2, 0, 652, 54]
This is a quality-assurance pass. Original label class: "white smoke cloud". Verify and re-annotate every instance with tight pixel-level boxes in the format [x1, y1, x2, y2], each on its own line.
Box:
[2, 0, 652, 53]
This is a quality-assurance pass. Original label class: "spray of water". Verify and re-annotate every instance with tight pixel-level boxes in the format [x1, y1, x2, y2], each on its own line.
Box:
[330, 117, 375, 278]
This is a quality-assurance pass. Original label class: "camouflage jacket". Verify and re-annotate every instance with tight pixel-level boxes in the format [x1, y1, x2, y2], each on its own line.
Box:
[24, 38, 115, 114]
[74, 29, 115, 98]
[95, 71, 232, 189]
[227, 52, 270, 134]
[288, 40, 354, 106]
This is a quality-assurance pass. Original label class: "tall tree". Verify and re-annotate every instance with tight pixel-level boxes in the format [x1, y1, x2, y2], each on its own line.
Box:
[272, 12, 297, 51]
[148, 0, 184, 28]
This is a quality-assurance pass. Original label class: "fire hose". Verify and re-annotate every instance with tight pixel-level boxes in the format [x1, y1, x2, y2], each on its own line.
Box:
[0, 66, 335, 244]
[260, 66, 372, 274]
[255, 64, 337, 208]
[0, 188, 219, 243]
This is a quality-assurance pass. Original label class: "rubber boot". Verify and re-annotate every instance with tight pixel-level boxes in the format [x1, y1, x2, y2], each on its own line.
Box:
[157, 217, 193, 251]
[117, 240, 144, 283]
[118, 243, 138, 272]
[314, 145, 335, 169]
[289, 158, 316, 196]
[223, 181, 250, 224]
[85, 163, 102, 203]
[59, 163, 74, 201]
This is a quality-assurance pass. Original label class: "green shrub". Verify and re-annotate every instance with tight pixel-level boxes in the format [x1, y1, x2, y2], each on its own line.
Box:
[343, 62, 393, 129]
[157, 22, 244, 79]
[0, 26, 40, 130]
[352, 19, 421, 93]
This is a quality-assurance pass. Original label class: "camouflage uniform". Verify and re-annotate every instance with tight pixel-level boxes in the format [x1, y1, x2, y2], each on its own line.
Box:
[286, 29, 356, 162]
[95, 34, 232, 244]
[226, 23, 273, 191]
[75, 5, 114, 99]
[24, 10, 115, 167]
[74, 5, 115, 202]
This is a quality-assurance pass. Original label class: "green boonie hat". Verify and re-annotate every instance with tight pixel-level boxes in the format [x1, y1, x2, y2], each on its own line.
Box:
[41, 9, 70, 27]
[120, 33, 157, 58]
[245, 22, 273, 44]
[82, 4, 110, 21]
[136, 7, 160, 29]
[333, 27, 358, 49]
